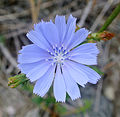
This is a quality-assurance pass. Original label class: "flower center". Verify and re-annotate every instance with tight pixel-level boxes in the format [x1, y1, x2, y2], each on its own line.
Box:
[46, 45, 69, 65]
[54, 53, 64, 63]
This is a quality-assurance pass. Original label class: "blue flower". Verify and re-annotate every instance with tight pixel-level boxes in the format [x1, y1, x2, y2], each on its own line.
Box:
[18, 15, 101, 102]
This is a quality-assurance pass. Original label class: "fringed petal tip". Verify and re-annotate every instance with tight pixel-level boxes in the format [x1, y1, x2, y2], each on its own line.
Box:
[69, 14, 77, 19]
[51, 95, 81, 102]
[55, 99, 66, 103]
[55, 14, 65, 17]
[18, 46, 26, 53]
[33, 91, 45, 97]
[88, 74, 101, 84]
[88, 31, 92, 34]
[81, 83, 87, 88]
[71, 95, 81, 101]
[26, 29, 32, 36]
[96, 76, 101, 83]
[84, 28, 91, 37]
[78, 27, 90, 33]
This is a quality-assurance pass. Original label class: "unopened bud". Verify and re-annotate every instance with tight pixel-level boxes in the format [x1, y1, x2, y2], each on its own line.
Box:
[99, 31, 114, 41]
[87, 31, 114, 42]
[8, 74, 28, 88]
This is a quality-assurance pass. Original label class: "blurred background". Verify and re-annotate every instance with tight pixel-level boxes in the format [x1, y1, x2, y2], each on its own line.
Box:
[0, 0, 120, 117]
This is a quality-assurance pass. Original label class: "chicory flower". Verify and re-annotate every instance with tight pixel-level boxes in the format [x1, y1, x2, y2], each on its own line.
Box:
[18, 15, 101, 102]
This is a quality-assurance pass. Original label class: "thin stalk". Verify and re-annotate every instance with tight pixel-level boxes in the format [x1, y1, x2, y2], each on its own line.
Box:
[99, 3, 120, 32]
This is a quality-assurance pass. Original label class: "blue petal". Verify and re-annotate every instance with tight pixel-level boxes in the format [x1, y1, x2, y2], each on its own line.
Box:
[79, 64, 101, 84]
[26, 60, 52, 82]
[66, 61, 101, 84]
[55, 15, 66, 45]
[26, 30, 52, 51]
[38, 21, 60, 47]
[67, 28, 89, 50]
[53, 65, 66, 102]
[69, 43, 99, 65]
[62, 15, 77, 48]
[18, 44, 51, 63]
[69, 53, 97, 65]
[70, 43, 99, 55]
[62, 65, 81, 100]
[18, 61, 42, 74]
[78, 64, 101, 84]
[34, 22, 43, 32]
[33, 65, 55, 97]
[67, 15, 76, 29]
[34, 20, 53, 33]
[64, 61, 89, 87]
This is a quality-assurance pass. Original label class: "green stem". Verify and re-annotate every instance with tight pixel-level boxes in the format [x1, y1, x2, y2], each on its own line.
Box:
[99, 3, 120, 32]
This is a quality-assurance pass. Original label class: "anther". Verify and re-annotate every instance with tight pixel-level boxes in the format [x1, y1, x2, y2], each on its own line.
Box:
[63, 49, 66, 53]
[51, 52, 54, 55]
[55, 44, 57, 47]
[64, 51, 69, 55]
[53, 45, 55, 49]
[45, 59, 48, 61]
[51, 63, 54, 66]
[47, 49, 50, 52]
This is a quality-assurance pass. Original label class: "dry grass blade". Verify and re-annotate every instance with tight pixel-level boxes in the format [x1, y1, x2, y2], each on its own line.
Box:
[0, 43, 17, 68]
[78, 0, 93, 28]
[90, 0, 113, 31]
[29, 0, 38, 23]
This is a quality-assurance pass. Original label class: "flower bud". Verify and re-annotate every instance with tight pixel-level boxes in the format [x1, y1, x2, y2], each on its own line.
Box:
[87, 31, 114, 42]
[8, 74, 28, 88]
